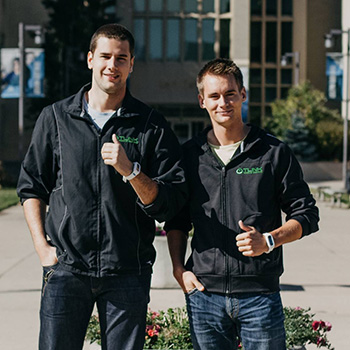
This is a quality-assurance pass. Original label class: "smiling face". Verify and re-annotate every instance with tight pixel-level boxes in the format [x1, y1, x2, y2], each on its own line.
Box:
[198, 73, 246, 129]
[87, 36, 134, 96]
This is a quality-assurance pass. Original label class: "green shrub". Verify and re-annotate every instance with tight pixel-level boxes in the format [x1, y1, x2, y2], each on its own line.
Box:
[264, 81, 344, 161]
[0, 188, 19, 212]
[85, 306, 334, 349]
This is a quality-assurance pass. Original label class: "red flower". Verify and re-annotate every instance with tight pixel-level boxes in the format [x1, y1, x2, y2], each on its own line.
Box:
[312, 321, 320, 331]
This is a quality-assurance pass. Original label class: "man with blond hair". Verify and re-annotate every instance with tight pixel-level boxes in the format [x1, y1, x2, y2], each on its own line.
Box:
[166, 58, 319, 350]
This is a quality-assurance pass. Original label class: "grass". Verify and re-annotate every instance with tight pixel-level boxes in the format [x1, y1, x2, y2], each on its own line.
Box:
[0, 188, 19, 212]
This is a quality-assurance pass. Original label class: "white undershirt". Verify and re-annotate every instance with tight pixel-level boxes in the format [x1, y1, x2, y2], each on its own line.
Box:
[209, 140, 244, 165]
[83, 96, 115, 130]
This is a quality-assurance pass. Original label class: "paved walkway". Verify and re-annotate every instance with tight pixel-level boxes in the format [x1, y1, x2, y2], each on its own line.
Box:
[0, 181, 349, 349]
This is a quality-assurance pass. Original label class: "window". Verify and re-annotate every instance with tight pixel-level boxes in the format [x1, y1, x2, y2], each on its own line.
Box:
[134, 19, 145, 59]
[149, 19, 163, 60]
[265, 69, 276, 84]
[202, 19, 215, 60]
[167, 0, 180, 12]
[134, 0, 231, 62]
[220, 19, 230, 58]
[265, 22, 277, 63]
[220, 0, 230, 13]
[167, 19, 180, 60]
[134, 0, 145, 12]
[203, 0, 214, 13]
[250, 22, 261, 62]
[282, 0, 293, 16]
[150, 0, 163, 12]
[249, 0, 294, 125]
[266, 0, 277, 16]
[251, 0, 262, 16]
[185, 0, 197, 13]
[185, 19, 198, 61]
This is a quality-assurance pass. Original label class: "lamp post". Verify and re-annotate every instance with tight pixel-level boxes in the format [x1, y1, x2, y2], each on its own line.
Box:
[18, 22, 43, 159]
[281, 51, 300, 86]
[325, 28, 350, 192]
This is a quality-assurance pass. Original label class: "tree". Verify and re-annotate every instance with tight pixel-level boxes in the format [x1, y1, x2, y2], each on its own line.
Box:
[41, 0, 117, 101]
[284, 112, 317, 161]
[264, 81, 344, 161]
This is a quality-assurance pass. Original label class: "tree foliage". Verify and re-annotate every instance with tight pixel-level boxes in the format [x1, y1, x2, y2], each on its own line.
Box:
[41, 0, 117, 101]
[264, 81, 344, 161]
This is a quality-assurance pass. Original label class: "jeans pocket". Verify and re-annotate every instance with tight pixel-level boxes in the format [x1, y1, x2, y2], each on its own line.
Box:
[185, 287, 199, 297]
[42, 263, 60, 296]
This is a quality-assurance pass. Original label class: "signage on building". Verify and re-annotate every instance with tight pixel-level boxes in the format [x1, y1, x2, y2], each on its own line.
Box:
[1, 48, 45, 99]
[326, 53, 343, 101]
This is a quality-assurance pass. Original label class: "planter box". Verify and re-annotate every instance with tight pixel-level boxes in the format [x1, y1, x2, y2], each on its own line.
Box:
[151, 236, 191, 289]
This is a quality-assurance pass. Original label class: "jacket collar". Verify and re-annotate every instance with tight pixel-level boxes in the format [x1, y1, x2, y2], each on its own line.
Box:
[195, 124, 265, 154]
[65, 83, 140, 119]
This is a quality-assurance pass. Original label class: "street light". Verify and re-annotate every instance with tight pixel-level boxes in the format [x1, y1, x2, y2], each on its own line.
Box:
[325, 28, 350, 192]
[18, 22, 44, 159]
[281, 51, 300, 86]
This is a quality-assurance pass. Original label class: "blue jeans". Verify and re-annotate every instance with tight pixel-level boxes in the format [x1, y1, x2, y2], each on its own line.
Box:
[185, 289, 286, 350]
[39, 263, 151, 350]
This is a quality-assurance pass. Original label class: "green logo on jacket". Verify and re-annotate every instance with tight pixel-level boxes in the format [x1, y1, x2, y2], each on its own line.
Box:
[236, 167, 263, 175]
[116, 135, 139, 144]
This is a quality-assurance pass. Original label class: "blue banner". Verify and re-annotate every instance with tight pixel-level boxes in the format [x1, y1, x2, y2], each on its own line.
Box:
[1, 48, 45, 98]
[326, 53, 343, 101]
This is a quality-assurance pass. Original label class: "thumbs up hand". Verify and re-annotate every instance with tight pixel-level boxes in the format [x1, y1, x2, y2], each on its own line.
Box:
[235, 220, 268, 257]
[101, 134, 133, 176]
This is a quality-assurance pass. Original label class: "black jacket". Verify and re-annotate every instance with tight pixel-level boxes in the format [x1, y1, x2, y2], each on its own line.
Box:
[17, 84, 187, 277]
[165, 125, 319, 293]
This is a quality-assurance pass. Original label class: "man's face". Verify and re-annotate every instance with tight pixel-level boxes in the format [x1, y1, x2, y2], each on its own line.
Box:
[198, 74, 246, 129]
[87, 36, 134, 95]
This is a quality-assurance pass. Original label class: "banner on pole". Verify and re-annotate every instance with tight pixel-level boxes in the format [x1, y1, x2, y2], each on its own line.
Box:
[326, 53, 343, 101]
[1, 48, 45, 98]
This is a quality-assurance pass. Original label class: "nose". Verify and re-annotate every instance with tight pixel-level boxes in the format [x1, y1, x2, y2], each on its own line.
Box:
[107, 57, 118, 70]
[218, 96, 229, 108]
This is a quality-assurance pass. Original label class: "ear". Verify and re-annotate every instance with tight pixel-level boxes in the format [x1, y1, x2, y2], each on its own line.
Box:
[129, 56, 135, 73]
[198, 94, 206, 109]
[87, 51, 93, 70]
[240, 87, 247, 102]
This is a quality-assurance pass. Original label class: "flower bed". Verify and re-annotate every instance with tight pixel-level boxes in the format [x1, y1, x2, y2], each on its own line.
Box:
[85, 306, 333, 349]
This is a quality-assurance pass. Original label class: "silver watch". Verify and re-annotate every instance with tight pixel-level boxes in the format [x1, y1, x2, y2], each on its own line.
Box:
[263, 232, 275, 254]
[123, 162, 141, 183]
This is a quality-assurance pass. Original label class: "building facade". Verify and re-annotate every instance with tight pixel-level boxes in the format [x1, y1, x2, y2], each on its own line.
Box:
[0, 0, 342, 181]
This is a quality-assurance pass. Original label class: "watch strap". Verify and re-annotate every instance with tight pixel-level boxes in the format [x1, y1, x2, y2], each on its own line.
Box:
[263, 232, 275, 254]
[123, 162, 141, 183]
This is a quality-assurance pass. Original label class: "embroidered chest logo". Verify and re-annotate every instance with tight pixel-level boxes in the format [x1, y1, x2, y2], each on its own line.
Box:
[236, 167, 263, 175]
[116, 135, 139, 144]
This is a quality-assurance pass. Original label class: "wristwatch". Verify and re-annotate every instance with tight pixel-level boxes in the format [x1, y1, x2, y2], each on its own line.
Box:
[263, 232, 275, 254]
[123, 162, 141, 183]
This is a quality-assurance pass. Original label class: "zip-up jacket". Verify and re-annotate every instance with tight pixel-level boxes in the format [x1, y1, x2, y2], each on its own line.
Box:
[17, 84, 187, 277]
[165, 125, 319, 293]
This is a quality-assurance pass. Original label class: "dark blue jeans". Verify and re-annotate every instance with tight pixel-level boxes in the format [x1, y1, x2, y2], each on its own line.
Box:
[39, 263, 151, 350]
[185, 290, 286, 350]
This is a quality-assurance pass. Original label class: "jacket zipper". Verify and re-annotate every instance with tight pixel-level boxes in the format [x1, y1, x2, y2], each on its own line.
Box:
[96, 130, 102, 277]
[221, 165, 230, 294]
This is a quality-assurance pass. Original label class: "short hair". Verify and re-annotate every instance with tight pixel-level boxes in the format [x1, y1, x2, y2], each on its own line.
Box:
[196, 58, 244, 95]
[89, 23, 135, 57]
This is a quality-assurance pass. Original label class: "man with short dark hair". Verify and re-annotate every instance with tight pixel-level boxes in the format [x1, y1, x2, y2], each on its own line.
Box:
[166, 58, 319, 350]
[17, 23, 187, 350]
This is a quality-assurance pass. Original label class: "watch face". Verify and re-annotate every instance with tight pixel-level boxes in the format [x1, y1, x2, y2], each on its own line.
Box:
[267, 235, 274, 246]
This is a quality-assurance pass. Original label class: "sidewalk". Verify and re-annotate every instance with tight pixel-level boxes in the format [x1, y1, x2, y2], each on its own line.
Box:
[0, 181, 349, 349]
